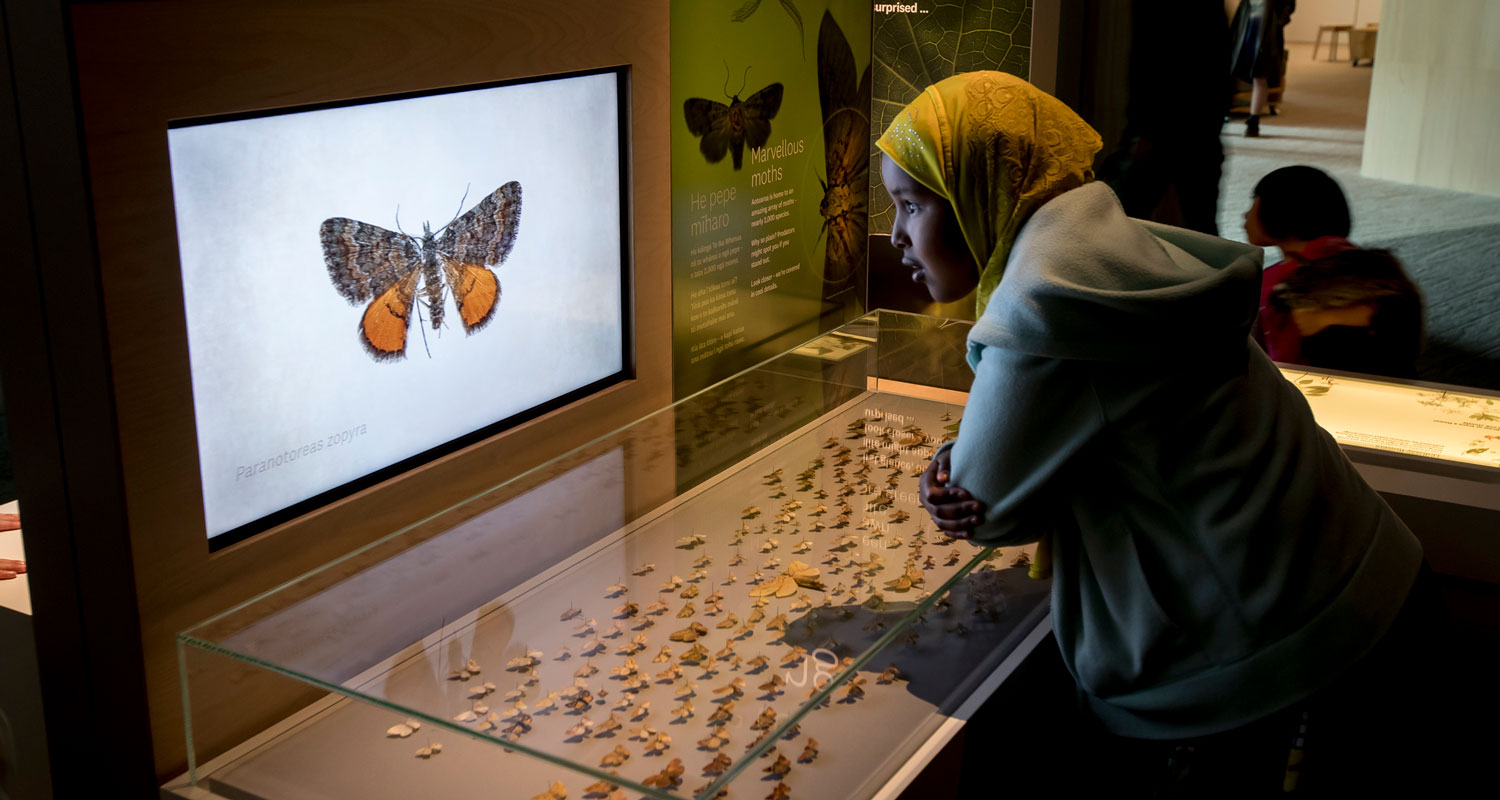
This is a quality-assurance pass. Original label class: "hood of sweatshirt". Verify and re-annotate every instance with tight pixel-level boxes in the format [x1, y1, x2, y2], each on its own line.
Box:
[969, 182, 1263, 362]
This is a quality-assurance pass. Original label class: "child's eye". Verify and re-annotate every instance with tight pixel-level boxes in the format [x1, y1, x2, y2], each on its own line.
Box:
[904, 201, 919, 214]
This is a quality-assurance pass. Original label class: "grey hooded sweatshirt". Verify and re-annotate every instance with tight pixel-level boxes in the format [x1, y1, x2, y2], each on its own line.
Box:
[947, 182, 1422, 739]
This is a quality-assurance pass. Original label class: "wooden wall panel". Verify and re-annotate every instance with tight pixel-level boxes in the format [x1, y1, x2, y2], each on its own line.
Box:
[67, 0, 671, 779]
[1362, 0, 1500, 197]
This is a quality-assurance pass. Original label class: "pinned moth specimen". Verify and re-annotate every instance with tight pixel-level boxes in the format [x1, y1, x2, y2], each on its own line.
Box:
[757, 675, 785, 696]
[660, 576, 685, 592]
[750, 560, 825, 598]
[528, 781, 567, 800]
[504, 715, 533, 737]
[747, 607, 768, 625]
[610, 658, 640, 678]
[792, 540, 814, 554]
[728, 552, 746, 567]
[798, 737, 820, 763]
[615, 601, 639, 618]
[857, 552, 886, 573]
[714, 641, 737, 661]
[554, 646, 573, 661]
[761, 557, 780, 570]
[633, 563, 656, 576]
[566, 691, 595, 712]
[680, 642, 710, 662]
[751, 707, 778, 730]
[599, 744, 631, 767]
[466, 683, 492, 700]
[706, 700, 736, 726]
[653, 645, 675, 664]
[759, 538, 780, 553]
[703, 589, 725, 605]
[745, 654, 770, 672]
[531, 694, 558, 713]
[840, 675, 868, 701]
[612, 694, 635, 712]
[680, 584, 701, 600]
[670, 621, 709, 642]
[618, 632, 648, 656]
[789, 594, 813, 612]
[642, 758, 685, 788]
[644, 730, 673, 755]
[741, 506, 762, 519]
[573, 618, 598, 637]
[763, 467, 784, 484]
[732, 622, 755, 639]
[764, 613, 789, 632]
[889, 509, 910, 524]
[631, 701, 652, 721]
[885, 565, 925, 592]
[564, 717, 596, 739]
[764, 753, 792, 779]
[688, 569, 709, 584]
[560, 606, 583, 622]
[747, 570, 766, 585]
[594, 714, 623, 736]
[386, 719, 421, 738]
[575, 662, 600, 679]
[945, 551, 963, 567]
[676, 532, 707, 549]
[780, 646, 807, 666]
[886, 536, 905, 549]
[1013, 550, 1033, 568]
[605, 583, 628, 597]
[674, 681, 699, 699]
[693, 555, 713, 569]
[672, 700, 695, 720]
[645, 600, 671, 616]
[452, 709, 479, 724]
[877, 665, 907, 684]
[414, 742, 442, 758]
[699, 728, 731, 750]
[583, 777, 620, 799]
[580, 640, 606, 657]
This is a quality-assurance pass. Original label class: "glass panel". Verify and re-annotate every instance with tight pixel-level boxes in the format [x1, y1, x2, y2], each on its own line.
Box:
[178, 311, 1049, 800]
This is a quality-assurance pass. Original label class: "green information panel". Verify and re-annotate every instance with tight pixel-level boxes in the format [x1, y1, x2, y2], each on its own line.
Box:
[670, 1, 872, 398]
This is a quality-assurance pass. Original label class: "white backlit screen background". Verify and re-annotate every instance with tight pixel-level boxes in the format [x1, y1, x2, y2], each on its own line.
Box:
[168, 72, 625, 541]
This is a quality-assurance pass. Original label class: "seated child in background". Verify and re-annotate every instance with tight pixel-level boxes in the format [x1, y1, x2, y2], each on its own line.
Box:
[1268, 247, 1423, 378]
[1244, 165, 1357, 362]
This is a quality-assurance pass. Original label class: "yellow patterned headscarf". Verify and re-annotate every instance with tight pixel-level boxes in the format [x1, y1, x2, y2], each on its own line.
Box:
[876, 72, 1102, 317]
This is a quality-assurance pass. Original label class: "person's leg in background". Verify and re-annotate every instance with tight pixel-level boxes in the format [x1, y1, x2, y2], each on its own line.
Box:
[1246, 77, 1269, 137]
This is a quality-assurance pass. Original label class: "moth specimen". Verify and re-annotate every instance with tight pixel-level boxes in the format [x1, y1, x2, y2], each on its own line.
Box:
[321, 182, 520, 360]
[812, 11, 871, 298]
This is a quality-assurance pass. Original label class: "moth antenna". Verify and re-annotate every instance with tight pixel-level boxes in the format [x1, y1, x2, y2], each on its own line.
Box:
[722, 60, 732, 99]
[737, 65, 753, 98]
[394, 205, 407, 237]
[441, 184, 472, 233]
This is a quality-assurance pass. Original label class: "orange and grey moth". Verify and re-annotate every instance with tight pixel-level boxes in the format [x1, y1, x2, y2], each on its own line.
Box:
[320, 181, 521, 361]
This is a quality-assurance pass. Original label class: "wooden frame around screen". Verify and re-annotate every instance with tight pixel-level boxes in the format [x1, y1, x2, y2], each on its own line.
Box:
[66, 0, 672, 779]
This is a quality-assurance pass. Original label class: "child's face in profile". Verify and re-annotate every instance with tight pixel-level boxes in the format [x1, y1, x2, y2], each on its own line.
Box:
[882, 157, 978, 303]
[1244, 195, 1274, 247]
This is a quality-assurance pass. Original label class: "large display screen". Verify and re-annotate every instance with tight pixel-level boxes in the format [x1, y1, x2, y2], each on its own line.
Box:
[167, 69, 630, 548]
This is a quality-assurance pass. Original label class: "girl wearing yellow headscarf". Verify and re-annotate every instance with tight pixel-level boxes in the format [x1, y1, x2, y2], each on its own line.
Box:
[887, 73, 1427, 793]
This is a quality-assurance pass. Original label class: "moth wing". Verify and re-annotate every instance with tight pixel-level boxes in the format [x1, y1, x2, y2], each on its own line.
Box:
[821, 104, 870, 290]
[684, 98, 733, 164]
[439, 181, 522, 268]
[440, 256, 501, 333]
[320, 218, 421, 303]
[359, 268, 421, 361]
[816, 10, 858, 120]
[739, 83, 785, 151]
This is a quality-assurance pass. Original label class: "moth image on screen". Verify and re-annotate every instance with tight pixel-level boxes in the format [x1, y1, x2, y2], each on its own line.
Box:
[167, 68, 627, 548]
[683, 66, 784, 170]
[320, 181, 522, 361]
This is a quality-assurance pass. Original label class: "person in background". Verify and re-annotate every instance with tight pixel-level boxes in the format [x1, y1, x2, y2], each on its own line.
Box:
[1246, 166, 1424, 377]
[882, 70, 1433, 794]
[1229, 0, 1295, 137]
[1098, 0, 1230, 235]
[1269, 247, 1424, 378]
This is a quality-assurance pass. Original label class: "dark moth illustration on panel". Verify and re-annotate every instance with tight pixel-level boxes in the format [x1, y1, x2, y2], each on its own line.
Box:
[320, 182, 522, 361]
[684, 68, 785, 170]
[817, 10, 871, 300]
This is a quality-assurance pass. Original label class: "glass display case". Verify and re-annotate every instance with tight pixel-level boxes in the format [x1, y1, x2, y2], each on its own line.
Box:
[169, 311, 1051, 800]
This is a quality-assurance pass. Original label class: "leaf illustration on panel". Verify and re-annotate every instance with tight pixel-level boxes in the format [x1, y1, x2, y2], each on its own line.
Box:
[730, 0, 806, 58]
[684, 66, 785, 170]
[870, 0, 1032, 233]
[817, 10, 871, 299]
